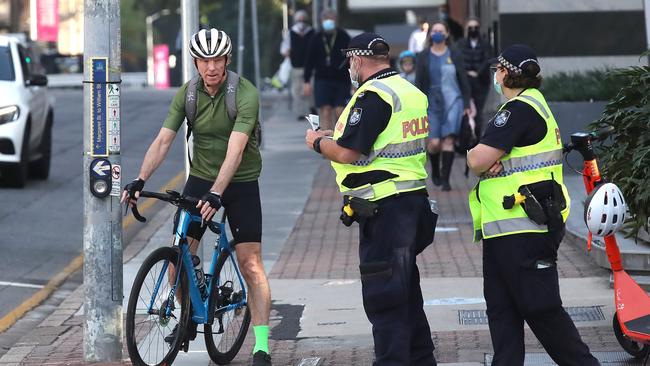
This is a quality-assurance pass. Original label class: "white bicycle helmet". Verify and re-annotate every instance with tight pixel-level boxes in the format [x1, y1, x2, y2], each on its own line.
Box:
[584, 182, 627, 237]
[189, 28, 232, 59]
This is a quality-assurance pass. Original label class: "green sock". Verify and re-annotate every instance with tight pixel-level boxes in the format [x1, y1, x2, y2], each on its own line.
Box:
[253, 325, 269, 354]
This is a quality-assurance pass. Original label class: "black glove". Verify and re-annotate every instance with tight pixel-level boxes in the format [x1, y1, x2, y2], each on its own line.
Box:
[124, 178, 145, 199]
[201, 192, 222, 212]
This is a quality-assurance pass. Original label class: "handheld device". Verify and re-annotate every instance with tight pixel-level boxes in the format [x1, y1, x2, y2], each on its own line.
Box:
[306, 114, 320, 131]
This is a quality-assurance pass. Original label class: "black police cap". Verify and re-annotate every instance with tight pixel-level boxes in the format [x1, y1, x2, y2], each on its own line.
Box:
[339, 32, 390, 68]
[489, 44, 540, 76]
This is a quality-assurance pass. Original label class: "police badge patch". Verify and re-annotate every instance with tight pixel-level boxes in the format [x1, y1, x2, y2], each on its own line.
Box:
[493, 110, 511, 128]
[349, 108, 363, 126]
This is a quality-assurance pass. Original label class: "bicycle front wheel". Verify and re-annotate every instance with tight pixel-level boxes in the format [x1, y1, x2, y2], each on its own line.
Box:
[126, 247, 190, 366]
[205, 246, 251, 364]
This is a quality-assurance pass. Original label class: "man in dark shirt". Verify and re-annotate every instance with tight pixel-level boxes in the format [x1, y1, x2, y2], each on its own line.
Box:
[303, 8, 351, 131]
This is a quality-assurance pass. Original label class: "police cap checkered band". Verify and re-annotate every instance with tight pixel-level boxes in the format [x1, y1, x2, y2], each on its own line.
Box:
[341, 32, 390, 58]
[189, 28, 232, 59]
[488, 44, 540, 75]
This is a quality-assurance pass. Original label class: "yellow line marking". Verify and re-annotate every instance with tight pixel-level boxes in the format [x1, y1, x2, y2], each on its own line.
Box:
[0, 170, 185, 334]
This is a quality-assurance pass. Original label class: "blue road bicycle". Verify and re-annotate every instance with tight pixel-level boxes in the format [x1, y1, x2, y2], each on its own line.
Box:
[125, 190, 251, 366]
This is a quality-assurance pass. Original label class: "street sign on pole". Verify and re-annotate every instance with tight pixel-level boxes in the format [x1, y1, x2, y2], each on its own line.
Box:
[82, 0, 123, 362]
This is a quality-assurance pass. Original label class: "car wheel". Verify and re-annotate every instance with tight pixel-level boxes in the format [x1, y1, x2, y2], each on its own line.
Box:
[3, 122, 30, 188]
[30, 111, 52, 180]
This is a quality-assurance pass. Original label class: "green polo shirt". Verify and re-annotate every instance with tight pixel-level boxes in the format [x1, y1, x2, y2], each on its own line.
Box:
[163, 76, 262, 182]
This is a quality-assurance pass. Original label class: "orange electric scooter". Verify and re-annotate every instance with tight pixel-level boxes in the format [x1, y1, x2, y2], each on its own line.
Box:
[564, 128, 650, 362]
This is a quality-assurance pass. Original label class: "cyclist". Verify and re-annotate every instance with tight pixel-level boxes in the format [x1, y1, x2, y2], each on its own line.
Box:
[121, 28, 272, 366]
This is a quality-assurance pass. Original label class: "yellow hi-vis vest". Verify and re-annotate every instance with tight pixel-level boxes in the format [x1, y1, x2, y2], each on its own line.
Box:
[468, 88, 570, 241]
[331, 74, 429, 201]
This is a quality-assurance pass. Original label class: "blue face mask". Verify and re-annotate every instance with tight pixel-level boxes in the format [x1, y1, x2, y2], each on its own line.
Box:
[431, 32, 445, 44]
[493, 72, 503, 95]
[322, 19, 335, 32]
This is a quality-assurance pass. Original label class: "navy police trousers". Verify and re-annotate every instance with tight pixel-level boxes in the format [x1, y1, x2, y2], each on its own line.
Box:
[358, 192, 437, 366]
[483, 232, 600, 366]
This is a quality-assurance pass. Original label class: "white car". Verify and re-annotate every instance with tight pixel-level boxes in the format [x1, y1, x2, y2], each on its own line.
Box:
[0, 35, 52, 187]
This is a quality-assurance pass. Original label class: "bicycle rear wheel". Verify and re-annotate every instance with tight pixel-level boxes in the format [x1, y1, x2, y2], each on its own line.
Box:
[126, 247, 190, 366]
[205, 246, 251, 364]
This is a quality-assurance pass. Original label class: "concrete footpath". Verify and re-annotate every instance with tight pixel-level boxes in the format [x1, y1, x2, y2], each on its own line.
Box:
[0, 92, 644, 365]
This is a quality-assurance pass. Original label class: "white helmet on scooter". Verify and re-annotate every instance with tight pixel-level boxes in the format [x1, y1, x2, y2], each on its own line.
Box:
[584, 183, 627, 237]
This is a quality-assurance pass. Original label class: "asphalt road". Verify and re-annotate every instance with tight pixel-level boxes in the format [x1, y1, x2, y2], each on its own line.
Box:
[0, 87, 185, 321]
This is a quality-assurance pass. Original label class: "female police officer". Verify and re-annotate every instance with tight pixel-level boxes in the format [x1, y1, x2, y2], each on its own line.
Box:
[466, 44, 600, 366]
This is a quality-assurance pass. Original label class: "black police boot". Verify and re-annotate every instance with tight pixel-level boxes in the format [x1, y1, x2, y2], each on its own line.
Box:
[252, 350, 272, 366]
[429, 153, 441, 186]
[441, 151, 454, 192]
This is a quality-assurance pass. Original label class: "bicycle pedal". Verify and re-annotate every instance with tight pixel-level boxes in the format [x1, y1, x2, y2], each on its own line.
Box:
[182, 340, 189, 352]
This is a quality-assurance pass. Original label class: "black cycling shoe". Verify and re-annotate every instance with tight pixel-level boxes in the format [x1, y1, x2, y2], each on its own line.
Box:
[164, 322, 198, 344]
[252, 350, 272, 366]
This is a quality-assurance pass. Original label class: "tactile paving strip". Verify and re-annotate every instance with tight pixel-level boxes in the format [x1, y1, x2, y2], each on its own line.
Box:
[459, 306, 605, 325]
[485, 351, 645, 365]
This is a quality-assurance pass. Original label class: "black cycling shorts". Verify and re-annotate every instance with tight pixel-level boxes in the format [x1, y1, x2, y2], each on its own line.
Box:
[173, 175, 262, 244]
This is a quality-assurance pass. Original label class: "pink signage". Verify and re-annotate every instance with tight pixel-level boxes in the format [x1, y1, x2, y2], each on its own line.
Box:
[36, 0, 59, 42]
[153, 44, 170, 89]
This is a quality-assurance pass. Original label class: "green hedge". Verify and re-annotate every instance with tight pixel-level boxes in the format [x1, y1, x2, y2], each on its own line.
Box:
[589, 62, 650, 238]
[540, 69, 629, 102]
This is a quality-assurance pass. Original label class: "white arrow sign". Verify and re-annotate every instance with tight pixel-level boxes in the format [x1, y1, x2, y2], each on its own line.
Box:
[92, 160, 111, 176]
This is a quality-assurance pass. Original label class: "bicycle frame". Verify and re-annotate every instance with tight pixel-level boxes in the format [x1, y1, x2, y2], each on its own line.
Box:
[148, 208, 248, 325]
[569, 132, 650, 344]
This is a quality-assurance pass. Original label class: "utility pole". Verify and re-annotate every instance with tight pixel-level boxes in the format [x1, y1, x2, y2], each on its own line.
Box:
[250, 0, 263, 148]
[645, 0, 650, 65]
[82, 0, 123, 362]
[181, 0, 198, 178]
[237, 0, 246, 75]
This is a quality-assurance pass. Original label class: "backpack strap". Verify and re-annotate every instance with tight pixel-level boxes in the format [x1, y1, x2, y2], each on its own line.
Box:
[224, 70, 239, 121]
[184, 75, 201, 167]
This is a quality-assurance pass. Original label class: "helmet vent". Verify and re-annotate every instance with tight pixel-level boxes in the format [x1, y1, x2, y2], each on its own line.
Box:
[612, 214, 618, 224]
[604, 192, 608, 205]
[613, 197, 618, 207]
[601, 214, 607, 224]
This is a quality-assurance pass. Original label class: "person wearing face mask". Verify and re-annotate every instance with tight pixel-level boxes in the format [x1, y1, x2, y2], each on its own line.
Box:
[456, 17, 491, 142]
[466, 44, 600, 366]
[303, 8, 351, 131]
[415, 21, 471, 191]
[305, 33, 438, 366]
[280, 9, 315, 120]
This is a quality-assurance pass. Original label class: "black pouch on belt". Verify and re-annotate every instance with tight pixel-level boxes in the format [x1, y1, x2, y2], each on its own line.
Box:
[340, 196, 380, 226]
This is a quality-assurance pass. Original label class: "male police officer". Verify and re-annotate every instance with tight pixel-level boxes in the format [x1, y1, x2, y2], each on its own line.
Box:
[306, 33, 437, 366]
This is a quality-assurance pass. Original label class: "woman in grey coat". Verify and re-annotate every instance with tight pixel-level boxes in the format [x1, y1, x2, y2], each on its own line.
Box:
[415, 21, 471, 191]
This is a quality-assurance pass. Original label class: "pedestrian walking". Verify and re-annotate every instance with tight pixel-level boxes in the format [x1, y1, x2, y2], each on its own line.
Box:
[408, 17, 429, 53]
[398, 50, 417, 85]
[466, 44, 600, 366]
[415, 21, 470, 191]
[121, 28, 273, 366]
[456, 17, 492, 140]
[305, 33, 438, 366]
[280, 9, 315, 120]
[303, 8, 351, 131]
